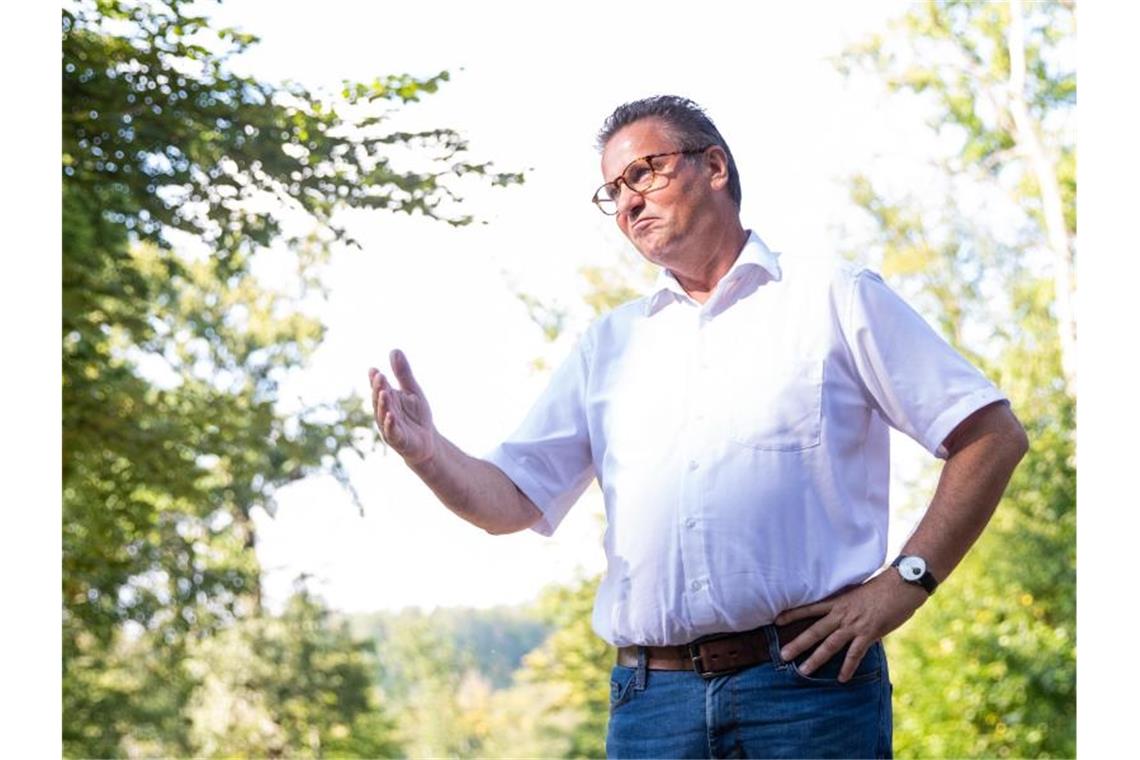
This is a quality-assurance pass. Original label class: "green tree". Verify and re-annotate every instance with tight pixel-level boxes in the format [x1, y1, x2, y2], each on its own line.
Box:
[837, 0, 1075, 394]
[351, 605, 550, 690]
[836, 1, 1075, 756]
[372, 610, 493, 757]
[184, 587, 402, 758]
[509, 574, 614, 759]
[62, 0, 520, 754]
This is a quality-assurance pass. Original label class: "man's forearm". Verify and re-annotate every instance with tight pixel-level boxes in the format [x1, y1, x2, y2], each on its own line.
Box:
[408, 432, 542, 535]
[774, 401, 1028, 679]
[900, 402, 1029, 582]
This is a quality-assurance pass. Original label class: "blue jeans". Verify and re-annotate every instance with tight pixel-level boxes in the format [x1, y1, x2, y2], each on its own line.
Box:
[605, 627, 893, 758]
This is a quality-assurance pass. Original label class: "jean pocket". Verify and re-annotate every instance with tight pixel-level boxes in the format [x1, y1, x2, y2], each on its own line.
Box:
[609, 665, 638, 711]
[788, 640, 883, 686]
[728, 359, 823, 451]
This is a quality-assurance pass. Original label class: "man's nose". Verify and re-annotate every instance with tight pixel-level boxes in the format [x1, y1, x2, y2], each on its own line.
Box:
[615, 183, 644, 219]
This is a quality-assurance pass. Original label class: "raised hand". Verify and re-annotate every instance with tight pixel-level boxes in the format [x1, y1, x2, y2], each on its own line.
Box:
[368, 349, 437, 465]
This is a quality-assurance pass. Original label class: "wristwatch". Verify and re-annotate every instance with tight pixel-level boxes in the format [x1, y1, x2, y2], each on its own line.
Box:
[891, 555, 939, 595]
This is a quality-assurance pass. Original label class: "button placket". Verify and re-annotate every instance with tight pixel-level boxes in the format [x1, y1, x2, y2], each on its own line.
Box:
[681, 309, 717, 626]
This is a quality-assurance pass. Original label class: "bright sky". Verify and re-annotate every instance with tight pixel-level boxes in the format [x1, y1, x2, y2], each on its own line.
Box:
[196, 0, 948, 614]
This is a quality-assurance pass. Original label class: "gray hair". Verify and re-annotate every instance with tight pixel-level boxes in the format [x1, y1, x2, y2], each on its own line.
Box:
[596, 95, 742, 209]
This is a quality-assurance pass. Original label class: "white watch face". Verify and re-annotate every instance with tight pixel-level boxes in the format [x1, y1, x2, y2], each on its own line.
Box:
[899, 556, 927, 581]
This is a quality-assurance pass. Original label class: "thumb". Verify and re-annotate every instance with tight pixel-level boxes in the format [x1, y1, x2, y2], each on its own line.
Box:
[390, 349, 423, 396]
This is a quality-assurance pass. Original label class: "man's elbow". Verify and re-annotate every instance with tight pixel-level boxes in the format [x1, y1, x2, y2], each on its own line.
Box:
[483, 514, 540, 536]
[484, 517, 523, 536]
[1009, 416, 1030, 462]
[999, 405, 1030, 466]
[482, 491, 543, 536]
[944, 401, 1030, 466]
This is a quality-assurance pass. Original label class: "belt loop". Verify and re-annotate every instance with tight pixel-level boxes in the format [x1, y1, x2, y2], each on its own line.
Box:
[635, 646, 647, 691]
[765, 623, 788, 670]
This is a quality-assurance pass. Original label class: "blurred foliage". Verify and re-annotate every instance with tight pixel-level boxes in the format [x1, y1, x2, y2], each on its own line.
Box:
[372, 611, 491, 757]
[343, 605, 550, 690]
[343, 606, 584, 758]
[61, 0, 519, 755]
[509, 254, 655, 377]
[885, 279, 1075, 759]
[512, 575, 615, 759]
[182, 588, 402, 758]
[838, 0, 1076, 392]
[64, 587, 401, 759]
[578, 258, 658, 320]
[362, 578, 612, 758]
[836, 1, 1076, 757]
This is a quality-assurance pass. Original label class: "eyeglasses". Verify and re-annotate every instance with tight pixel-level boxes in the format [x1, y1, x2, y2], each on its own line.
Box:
[591, 147, 711, 215]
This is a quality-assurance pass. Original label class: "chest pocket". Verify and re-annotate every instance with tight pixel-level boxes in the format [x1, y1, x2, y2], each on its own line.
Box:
[727, 358, 823, 451]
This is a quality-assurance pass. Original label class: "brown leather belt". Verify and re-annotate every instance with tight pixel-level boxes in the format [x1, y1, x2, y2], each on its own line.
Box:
[616, 617, 820, 678]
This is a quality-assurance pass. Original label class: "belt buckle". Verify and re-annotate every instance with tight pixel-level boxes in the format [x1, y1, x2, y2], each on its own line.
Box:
[687, 631, 739, 679]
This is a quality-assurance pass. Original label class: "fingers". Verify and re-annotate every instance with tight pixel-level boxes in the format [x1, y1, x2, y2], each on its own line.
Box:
[369, 368, 390, 420]
[369, 367, 401, 447]
[779, 615, 839, 662]
[390, 349, 423, 397]
[369, 368, 391, 393]
[792, 631, 871, 683]
[775, 600, 829, 626]
[838, 639, 872, 683]
[795, 629, 849, 676]
[369, 368, 380, 419]
[381, 407, 403, 448]
[369, 368, 379, 407]
[778, 574, 912, 682]
[368, 352, 433, 464]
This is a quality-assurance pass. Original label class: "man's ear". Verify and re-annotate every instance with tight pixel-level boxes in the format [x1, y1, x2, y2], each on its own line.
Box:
[705, 145, 730, 191]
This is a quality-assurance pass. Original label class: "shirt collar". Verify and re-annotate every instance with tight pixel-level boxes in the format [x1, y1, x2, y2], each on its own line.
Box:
[644, 230, 781, 316]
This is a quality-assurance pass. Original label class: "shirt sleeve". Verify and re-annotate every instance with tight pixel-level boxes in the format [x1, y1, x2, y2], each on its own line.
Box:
[840, 269, 1008, 459]
[483, 333, 596, 536]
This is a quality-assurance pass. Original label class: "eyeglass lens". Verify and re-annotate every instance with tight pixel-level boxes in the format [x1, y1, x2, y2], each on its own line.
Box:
[603, 158, 655, 202]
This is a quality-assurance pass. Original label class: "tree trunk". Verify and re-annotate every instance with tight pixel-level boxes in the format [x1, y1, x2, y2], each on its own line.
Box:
[1009, 0, 1078, 399]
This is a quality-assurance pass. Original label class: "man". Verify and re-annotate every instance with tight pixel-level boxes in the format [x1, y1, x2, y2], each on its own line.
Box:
[368, 96, 1028, 758]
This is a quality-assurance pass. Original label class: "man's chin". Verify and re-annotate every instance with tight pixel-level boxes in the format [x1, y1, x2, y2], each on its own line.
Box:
[629, 234, 673, 266]
[631, 245, 663, 267]
[634, 243, 675, 269]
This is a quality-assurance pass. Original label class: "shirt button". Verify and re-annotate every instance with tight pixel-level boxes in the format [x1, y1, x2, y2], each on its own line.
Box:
[688, 460, 699, 471]
[684, 517, 697, 529]
[690, 579, 703, 591]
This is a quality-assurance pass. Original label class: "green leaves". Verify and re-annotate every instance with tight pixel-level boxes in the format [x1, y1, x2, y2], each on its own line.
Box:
[184, 590, 403, 758]
[62, 1, 522, 755]
[837, 2, 1075, 756]
[64, 3, 514, 264]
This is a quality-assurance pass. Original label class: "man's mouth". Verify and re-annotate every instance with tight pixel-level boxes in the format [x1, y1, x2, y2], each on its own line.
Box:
[632, 217, 658, 233]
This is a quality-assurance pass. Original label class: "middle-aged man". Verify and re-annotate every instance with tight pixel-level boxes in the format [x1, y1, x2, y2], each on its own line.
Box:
[368, 95, 1029, 758]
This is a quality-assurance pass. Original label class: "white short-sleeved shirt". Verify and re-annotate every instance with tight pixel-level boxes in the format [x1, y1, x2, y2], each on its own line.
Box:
[485, 231, 1007, 647]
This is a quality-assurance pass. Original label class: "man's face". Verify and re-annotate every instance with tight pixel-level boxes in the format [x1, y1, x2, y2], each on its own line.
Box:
[600, 118, 710, 268]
